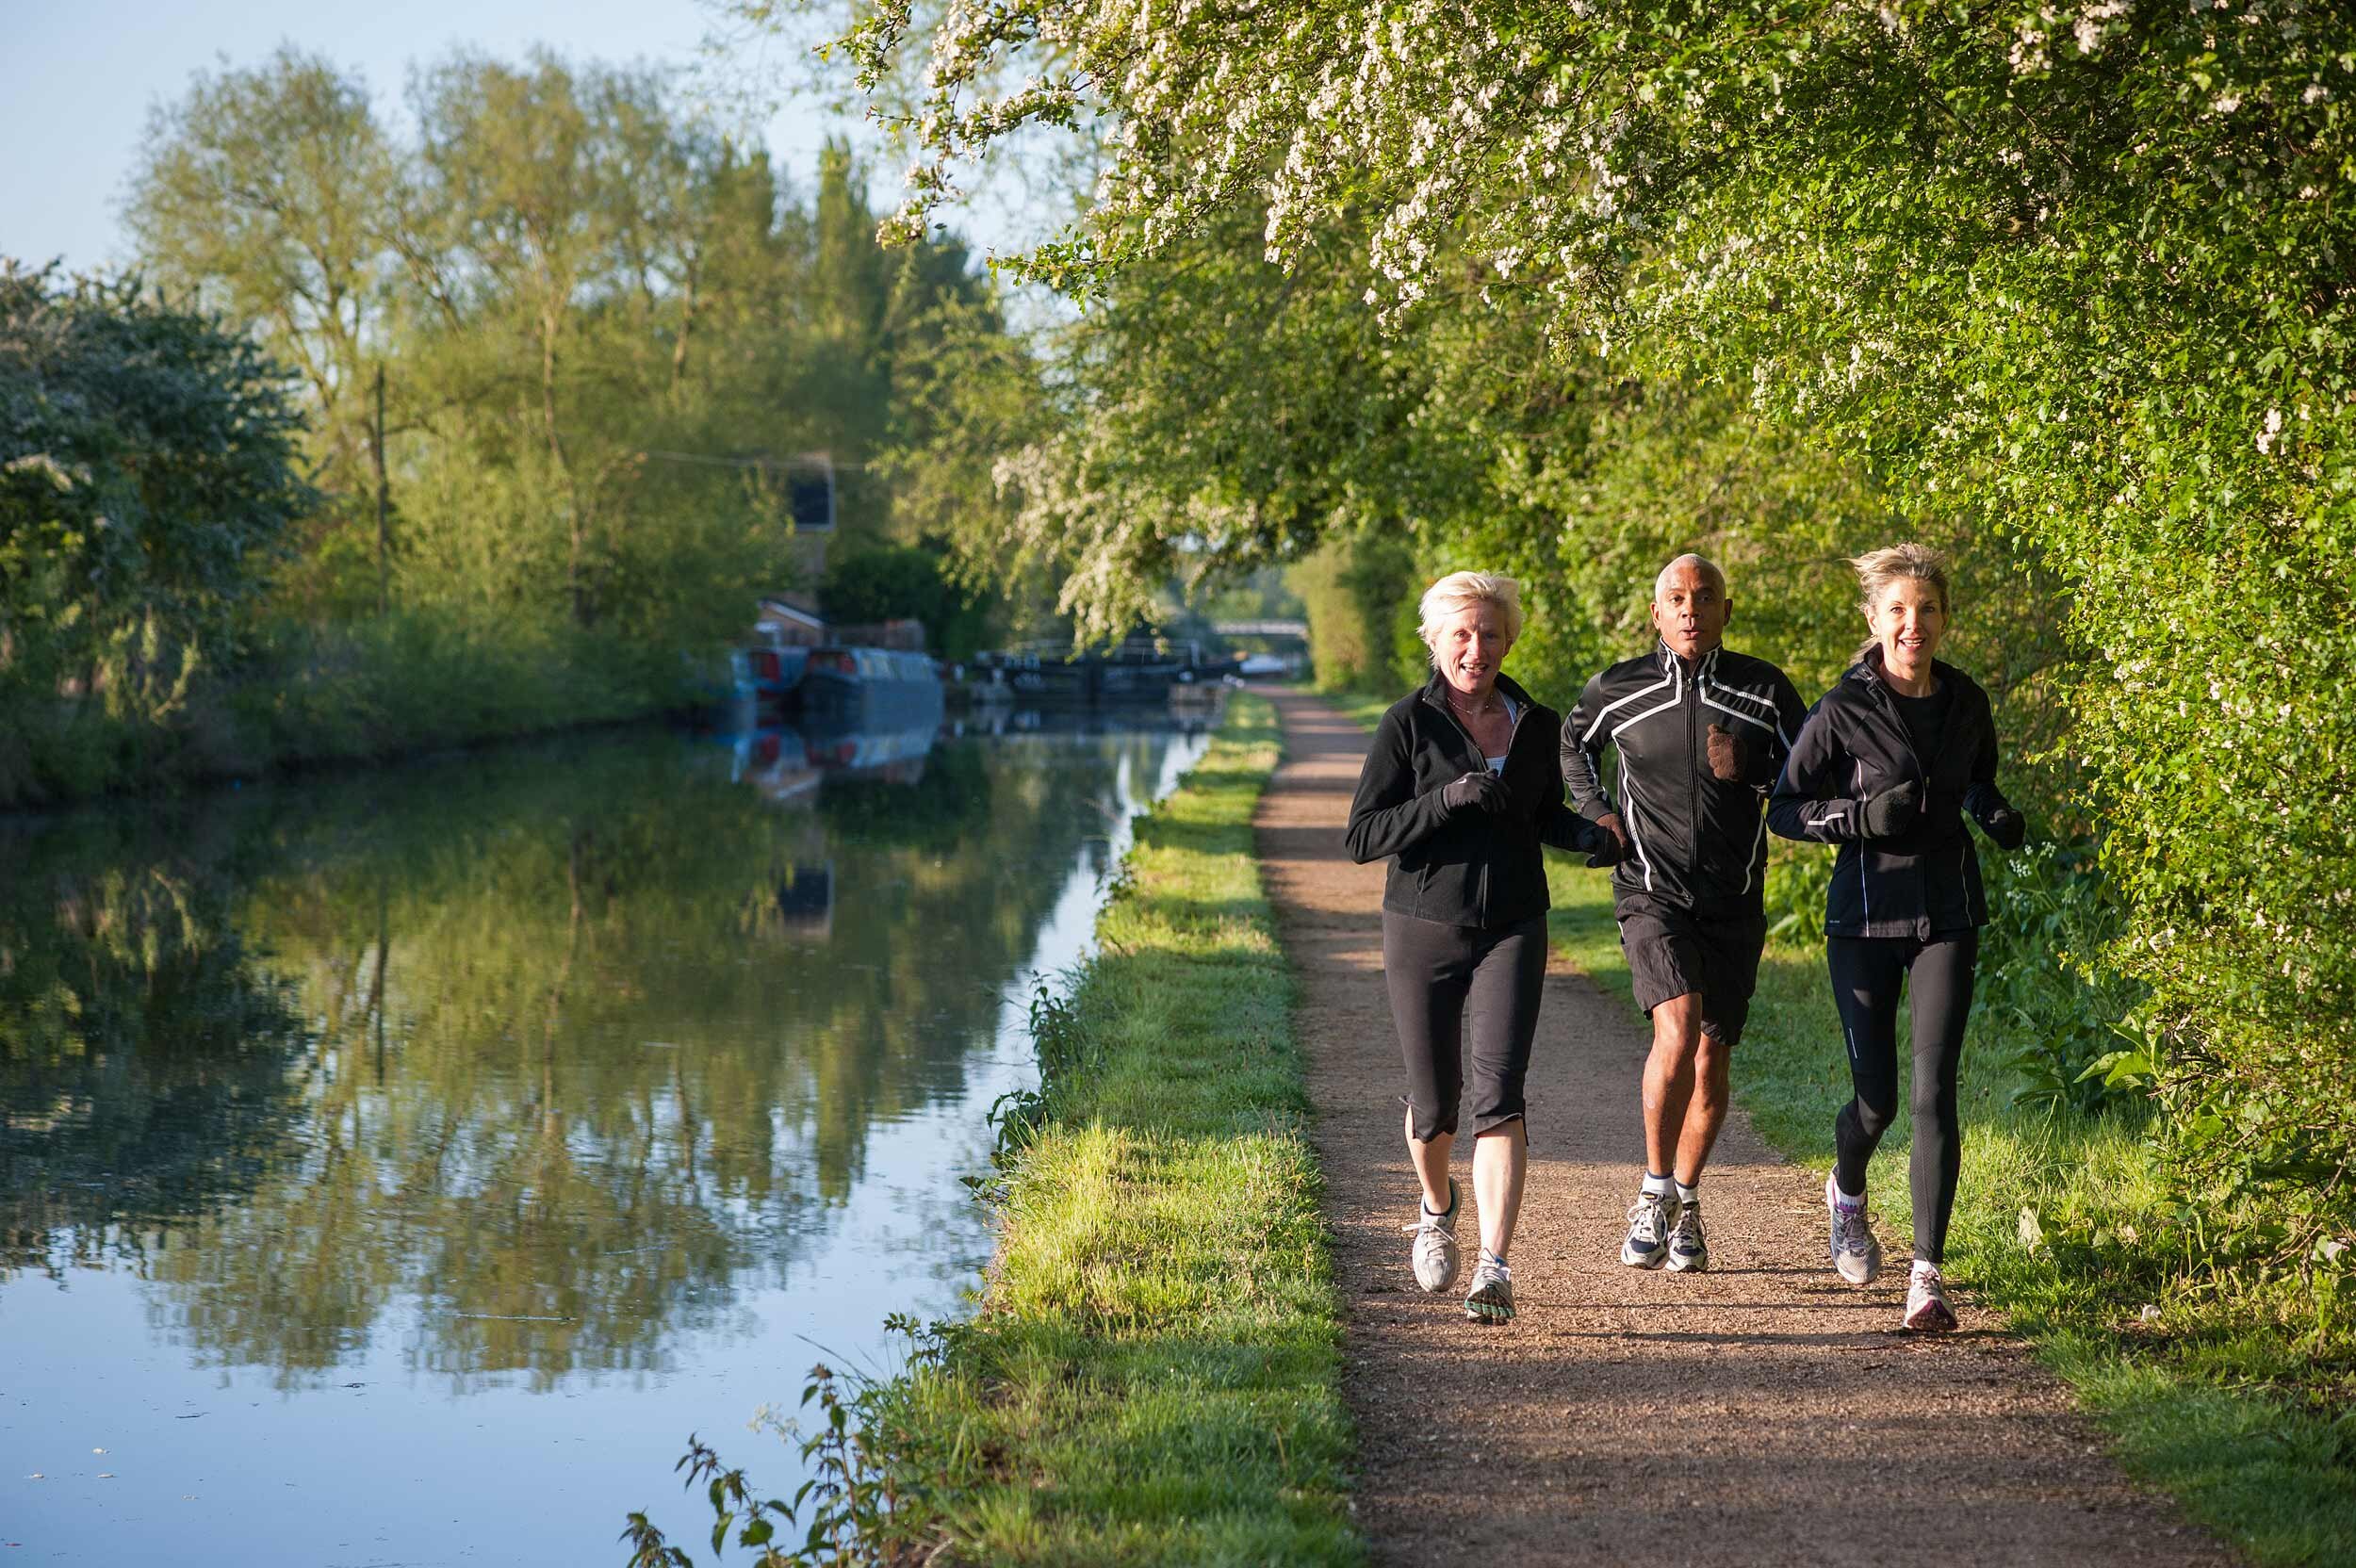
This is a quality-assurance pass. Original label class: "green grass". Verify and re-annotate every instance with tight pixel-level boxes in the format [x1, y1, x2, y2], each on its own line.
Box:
[868, 692, 1358, 1566]
[1312, 687, 1394, 735]
[1546, 862, 2356, 1567]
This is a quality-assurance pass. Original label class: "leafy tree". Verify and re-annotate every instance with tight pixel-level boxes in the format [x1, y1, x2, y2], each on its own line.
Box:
[0, 265, 314, 730]
[764, 0, 2356, 1276]
[121, 46, 1023, 663]
[821, 542, 997, 657]
[124, 46, 397, 499]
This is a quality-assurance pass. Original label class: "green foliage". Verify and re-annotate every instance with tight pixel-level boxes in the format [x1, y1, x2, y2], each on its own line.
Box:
[820, 543, 997, 658]
[621, 1364, 926, 1568]
[5, 42, 1043, 806]
[0, 264, 314, 743]
[124, 44, 394, 499]
[777, 0, 2356, 1300]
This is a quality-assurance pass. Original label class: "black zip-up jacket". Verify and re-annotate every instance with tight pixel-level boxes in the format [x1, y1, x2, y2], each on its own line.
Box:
[1345, 672, 1606, 930]
[1766, 646, 2021, 939]
[1561, 642, 1809, 919]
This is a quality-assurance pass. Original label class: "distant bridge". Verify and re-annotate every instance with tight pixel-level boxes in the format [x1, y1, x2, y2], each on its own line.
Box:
[1211, 619, 1310, 639]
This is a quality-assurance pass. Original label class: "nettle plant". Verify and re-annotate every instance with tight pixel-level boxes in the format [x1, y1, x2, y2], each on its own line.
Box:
[779, 0, 2356, 1272]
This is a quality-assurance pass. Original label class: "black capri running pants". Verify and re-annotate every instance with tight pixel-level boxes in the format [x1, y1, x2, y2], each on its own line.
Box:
[1383, 910, 1547, 1142]
[1827, 930, 1979, 1265]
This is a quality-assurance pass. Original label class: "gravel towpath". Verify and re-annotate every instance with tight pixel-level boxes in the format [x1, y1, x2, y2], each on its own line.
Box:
[1252, 686, 2232, 1567]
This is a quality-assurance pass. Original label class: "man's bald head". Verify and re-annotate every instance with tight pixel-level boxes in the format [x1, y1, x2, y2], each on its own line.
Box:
[1654, 553, 1727, 604]
[1650, 553, 1732, 660]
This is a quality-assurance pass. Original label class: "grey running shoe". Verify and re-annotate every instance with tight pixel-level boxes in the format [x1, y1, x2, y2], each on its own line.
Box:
[1666, 1199, 1709, 1273]
[1403, 1177, 1461, 1293]
[1621, 1190, 1680, 1269]
[1464, 1253, 1515, 1323]
[1905, 1262, 1958, 1332]
[1826, 1171, 1882, 1286]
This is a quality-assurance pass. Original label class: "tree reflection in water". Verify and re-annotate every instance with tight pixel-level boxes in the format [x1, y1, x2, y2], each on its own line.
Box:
[0, 723, 1176, 1390]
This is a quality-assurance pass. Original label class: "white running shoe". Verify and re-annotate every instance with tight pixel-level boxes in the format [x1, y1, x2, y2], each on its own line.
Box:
[1621, 1189, 1680, 1269]
[1403, 1177, 1461, 1293]
[1905, 1261, 1958, 1332]
[1464, 1252, 1515, 1323]
[1825, 1171, 1882, 1286]
[1666, 1200, 1709, 1273]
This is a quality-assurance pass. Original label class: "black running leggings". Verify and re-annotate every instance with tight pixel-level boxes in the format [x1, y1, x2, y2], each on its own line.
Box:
[1827, 931, 1978, 1265]
[1382, 910, 1546, 1143]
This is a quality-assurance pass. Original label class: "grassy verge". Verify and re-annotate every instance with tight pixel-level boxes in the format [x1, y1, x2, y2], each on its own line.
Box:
[1311, 686, 1393, 735]
[865, 691, 1356, 1565]
[1545, 861, 2356, 1566]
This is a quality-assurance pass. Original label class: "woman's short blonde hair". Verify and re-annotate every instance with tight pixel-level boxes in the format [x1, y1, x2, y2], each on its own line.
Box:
[1417, 570, 1525, 659]
[1850, 543, 1952, 615]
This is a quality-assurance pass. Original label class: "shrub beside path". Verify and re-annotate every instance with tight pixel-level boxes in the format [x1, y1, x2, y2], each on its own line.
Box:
[1252, 687, 2233, 1567]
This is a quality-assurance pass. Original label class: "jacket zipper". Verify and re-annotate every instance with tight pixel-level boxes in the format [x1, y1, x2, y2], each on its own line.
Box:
[1867, 663, 1953, 936]
[1687, 652, 1704, 890]
[1425, 684, 1528, 926]
[1423, 682, 1498, 918]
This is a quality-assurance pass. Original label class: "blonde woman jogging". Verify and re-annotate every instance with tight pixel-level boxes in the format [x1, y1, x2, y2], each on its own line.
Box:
[1345, 571, 1615, 1323]
[1767, 545, 2028, 1331]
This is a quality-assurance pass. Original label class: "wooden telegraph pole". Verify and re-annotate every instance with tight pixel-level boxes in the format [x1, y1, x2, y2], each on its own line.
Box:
[373, 362, 390, 614]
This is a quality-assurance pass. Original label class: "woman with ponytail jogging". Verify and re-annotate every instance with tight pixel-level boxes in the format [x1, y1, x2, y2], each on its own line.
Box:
[1767, 545, 2027, 1331]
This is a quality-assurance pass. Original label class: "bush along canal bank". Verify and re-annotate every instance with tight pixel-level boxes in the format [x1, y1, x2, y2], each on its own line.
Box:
[625, 691, 1359, 1567]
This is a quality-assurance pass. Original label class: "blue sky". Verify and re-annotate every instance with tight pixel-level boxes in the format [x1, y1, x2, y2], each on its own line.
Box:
[0, 0, 1037, 274]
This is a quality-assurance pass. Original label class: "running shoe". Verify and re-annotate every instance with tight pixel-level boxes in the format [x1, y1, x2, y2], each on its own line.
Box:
[1666, 1199, 1709, 1273]
[1402, 1177, 1461, 1293]
[1621, 1189, 1680, 1269]
[1905, 1262, 1958, 1332]
[1464, 1253, 1515, 1323]
[1825, 1171, 1881, 1286]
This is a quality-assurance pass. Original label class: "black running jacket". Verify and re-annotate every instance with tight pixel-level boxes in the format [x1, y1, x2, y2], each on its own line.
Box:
[1561, 642, 1809, 918]
[1346, 672, 1609, 930]
[1766, 646, 2021, 939]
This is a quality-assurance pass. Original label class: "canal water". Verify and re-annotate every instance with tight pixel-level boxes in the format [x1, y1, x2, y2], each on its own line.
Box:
[0, 713, 1212, 1565]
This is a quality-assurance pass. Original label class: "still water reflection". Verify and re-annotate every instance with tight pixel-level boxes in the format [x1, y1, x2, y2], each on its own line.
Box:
[0, 714, 1210, 1565]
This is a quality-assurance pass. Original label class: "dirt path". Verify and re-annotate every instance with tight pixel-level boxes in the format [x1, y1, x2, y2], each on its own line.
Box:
[1252, 687, 2231, 1567]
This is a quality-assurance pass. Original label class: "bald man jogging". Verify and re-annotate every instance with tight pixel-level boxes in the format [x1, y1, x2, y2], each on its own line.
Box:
[1562, 556, 1808, 1272]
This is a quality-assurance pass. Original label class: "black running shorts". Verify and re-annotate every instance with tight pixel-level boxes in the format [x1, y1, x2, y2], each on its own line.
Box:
[1382, 910, 1546, 1142]
[1616, 902, 1768, 1045]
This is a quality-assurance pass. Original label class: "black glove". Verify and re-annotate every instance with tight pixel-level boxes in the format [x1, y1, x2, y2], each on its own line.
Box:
[1439, 771, 1504, 815]
[1964, 783, 2028, 850]
[1705, 723, 1748, 784]
[1579, 816, 1624, 869]
[1861, 778, 1921, 839]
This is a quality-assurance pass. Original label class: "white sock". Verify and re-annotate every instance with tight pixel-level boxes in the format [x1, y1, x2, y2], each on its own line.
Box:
[1675, 1181, 1701, 1206]
[1832, 1177, 1866, 1210]
[1642, 1170, 1675, 1199]
[1482, 1249, 1512, 1277]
